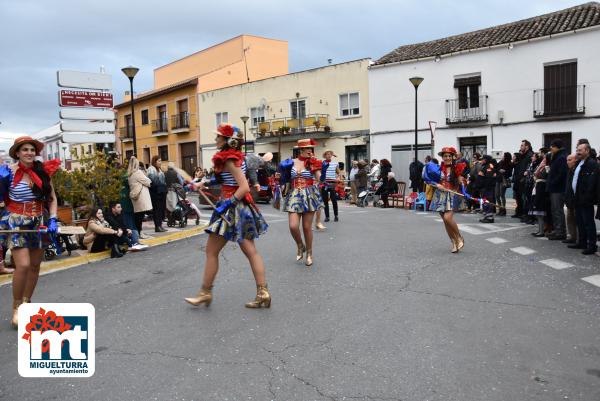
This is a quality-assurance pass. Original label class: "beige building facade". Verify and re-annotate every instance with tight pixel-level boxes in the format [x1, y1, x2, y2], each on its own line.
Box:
[198, 58, 371, 175]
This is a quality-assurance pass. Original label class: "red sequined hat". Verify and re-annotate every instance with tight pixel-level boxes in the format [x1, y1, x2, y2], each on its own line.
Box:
[214, 123, 236, 138]
[437, 146, 458, 157]
[294, 138, 318, 149]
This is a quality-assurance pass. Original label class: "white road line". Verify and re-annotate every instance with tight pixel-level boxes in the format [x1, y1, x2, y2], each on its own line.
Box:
[416, 212, 428, 215]
[537, 237, 549, 240]
[510, 246, 536, 255]
[486, 237, 509, 244]
[434, 218, 443, 222]
[581, 275, 600, 288]
[539, 259, 574, 270]
[425, 215, 438, 218]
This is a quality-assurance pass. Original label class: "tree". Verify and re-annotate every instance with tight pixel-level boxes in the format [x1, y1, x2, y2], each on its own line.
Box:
[53, 152, 126, 219]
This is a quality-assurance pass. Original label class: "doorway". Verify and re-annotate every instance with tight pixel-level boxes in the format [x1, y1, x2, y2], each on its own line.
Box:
[543, 132, 572, 153]
[390, 144, 431, 186]
[459, 136, 487, 161]
[345, 145, 367, 175]
[180, 142, 197, 175]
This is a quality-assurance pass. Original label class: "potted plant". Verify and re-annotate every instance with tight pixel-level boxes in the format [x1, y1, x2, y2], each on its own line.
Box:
[324, 125, 331, 133]
[314, 119, 321, 129]
[283, 126, 291, 134]
[260, 127, 267, 135]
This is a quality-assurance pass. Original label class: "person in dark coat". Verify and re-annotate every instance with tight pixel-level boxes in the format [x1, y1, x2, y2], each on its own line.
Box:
[563, 153, 578, 244]
[409, 158, 424, 193]
[546, 139, 568, 240]
[495, 152, 513, 216]
[512, 140, 534, 218]
[476, 155, 497, 223]
[375, 159, 392, 207]
[569, 143, 599, 254]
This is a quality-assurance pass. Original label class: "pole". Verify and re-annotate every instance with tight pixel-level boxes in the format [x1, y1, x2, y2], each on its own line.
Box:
[414, 86, 418, 164]
[243, 120, 247, 155]
[129, 78, 137, 158]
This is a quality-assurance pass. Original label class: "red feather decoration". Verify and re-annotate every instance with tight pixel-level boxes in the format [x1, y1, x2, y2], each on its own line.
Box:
[212, 149, 243, 173]
[43, 159, 62, 177]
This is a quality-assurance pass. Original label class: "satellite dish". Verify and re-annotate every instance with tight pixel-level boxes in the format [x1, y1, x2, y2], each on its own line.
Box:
[259, 98, 267, 110]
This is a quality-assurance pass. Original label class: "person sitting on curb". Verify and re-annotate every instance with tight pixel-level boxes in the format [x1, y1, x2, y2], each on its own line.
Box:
[83, 208, 126, 258]
[104, 201, 148, 252]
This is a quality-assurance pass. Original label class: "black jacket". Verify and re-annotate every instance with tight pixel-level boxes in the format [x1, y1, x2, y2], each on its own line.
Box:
[476, 161, 497, 192]
[514, 149, 533, 185]
[565, 169, 576, 209]
[547, 148, 568, 193]
[574, 158, 599, 207]
[104, 211, 127, 232]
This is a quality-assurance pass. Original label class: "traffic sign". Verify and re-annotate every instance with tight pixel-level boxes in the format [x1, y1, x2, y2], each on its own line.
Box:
[60, 121, 115, 132]
[62, 133, 115, 143]
[60, 108, 115, 120]
[57, 70, 112, 90]
[59, 90, 113, 108]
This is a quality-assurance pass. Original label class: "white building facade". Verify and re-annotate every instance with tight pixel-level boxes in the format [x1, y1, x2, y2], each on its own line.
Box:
[368, 2, 600, 185]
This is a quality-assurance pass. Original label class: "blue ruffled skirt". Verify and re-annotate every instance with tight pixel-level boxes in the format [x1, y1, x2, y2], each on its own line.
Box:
[0, 211, 52, 249]
[282, 186, 323, 213]
[205, 201, 268, 243]
[429, 189, 466, 213]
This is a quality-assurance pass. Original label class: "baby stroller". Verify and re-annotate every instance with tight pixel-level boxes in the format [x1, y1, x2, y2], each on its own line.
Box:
[356, 182, 381, 207]
[167, 184, 198, 228]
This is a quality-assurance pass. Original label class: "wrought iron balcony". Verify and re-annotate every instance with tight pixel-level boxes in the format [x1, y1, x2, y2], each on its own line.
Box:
[119, 126, 134, 141]
[171, 112, 190, 130]
[533, 85, 585, 117]
[445, 95, 488, 124]
[151, 118, 168, 134]
[252, 114, 330, 138]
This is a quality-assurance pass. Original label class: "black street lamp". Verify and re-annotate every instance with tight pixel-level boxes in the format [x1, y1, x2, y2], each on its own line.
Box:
[240, 115, 249, 154]
[409, 76, 424, 164]
[121, 66, 139, 158]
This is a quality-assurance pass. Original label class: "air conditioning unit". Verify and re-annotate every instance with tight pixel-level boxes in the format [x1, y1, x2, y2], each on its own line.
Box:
[490, 149, 503, 159]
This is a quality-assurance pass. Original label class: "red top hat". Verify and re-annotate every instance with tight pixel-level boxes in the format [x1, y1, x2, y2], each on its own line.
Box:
[9, 136, 44, 160]
[437, 146, 458, 157]
[294, 138, 318, 149]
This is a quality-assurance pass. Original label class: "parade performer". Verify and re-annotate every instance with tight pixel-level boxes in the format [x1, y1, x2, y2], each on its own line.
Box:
[279, 139, 323, 266]
[0, 136, 61, 328]
[424, 146, 467, 253]
[185, 124, 270, 308]
[320, 150, 340, 222]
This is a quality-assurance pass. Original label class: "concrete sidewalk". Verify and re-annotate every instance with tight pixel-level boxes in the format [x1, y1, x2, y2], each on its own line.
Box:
[0, 216, 209, 287]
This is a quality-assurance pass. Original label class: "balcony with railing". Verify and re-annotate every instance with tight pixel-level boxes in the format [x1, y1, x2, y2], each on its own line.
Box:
[252, 114, 330, 139]
[533, 85, 585, 117]
[445, 95, 488, 125]
[171, 112, 190, 131]
[119, 126, 134, 141]
[151, 117, 169, 135]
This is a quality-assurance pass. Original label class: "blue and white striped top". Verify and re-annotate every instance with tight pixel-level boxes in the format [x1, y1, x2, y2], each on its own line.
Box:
[9, 181, 36, 202]
[219, 160, 247, 186]
[324, 161, 338, 181]
[291, 167, 314, 179]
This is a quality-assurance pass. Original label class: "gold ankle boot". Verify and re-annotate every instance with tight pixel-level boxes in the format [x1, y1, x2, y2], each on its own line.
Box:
[305, 249, 313, 266]
[456, 234, 465, 251]
[184, 287, 213, 307]
[296, 243, 306, 261]
[315, 223, 326, 231]
[450, 234, 459, 253]
[11, 299, 23, 329]
[245, 285, 271, 308]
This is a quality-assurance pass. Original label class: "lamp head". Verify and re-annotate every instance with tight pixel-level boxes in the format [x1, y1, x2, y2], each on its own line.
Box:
[409, 76, 424, 88]
[121, 66, 139, 79]
[240, 115, 249, 123]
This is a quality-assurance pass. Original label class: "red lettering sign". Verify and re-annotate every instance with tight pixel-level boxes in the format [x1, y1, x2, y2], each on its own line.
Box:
[59, 90, 113, 108]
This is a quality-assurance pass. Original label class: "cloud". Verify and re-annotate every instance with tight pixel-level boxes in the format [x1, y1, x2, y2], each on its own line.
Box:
[0, 0, 584, 135]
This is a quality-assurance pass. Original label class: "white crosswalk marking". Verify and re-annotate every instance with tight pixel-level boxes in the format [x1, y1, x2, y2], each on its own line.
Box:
[581, 275, 600, 287]
[486, 237, 509, 244]
[510, 246, 536, 255]
[434, 218, 443, 222]
[416, 212, 428, 215]
[539, 259, 574, 270]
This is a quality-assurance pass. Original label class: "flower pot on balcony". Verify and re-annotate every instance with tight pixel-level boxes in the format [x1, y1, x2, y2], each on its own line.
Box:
[324, 125, 331, 133]
[314, 120, 321, 129]
[57, 205, 73, 225]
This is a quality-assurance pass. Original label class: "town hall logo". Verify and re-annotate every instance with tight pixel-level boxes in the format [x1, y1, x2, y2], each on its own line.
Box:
[18, 303, 95, 377]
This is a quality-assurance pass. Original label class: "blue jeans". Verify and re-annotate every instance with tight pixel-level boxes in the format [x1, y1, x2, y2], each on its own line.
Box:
[122, 212, 140, 245]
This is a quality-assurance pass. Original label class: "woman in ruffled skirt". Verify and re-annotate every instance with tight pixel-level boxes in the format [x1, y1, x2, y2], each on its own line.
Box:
[279, 139, 324, 266]
[185, 124, 269, 309]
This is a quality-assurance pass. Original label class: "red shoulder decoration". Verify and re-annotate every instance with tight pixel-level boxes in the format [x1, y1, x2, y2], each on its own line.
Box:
[454, 161, 467, 177]
[212, 149, 244, 173]
[307, 157, 323, 172]
[43, 159, 61, 177]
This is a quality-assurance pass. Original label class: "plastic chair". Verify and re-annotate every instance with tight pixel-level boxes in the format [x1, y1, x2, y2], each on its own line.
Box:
[405, 192, 418, 209]
[413, 192, 427, 211]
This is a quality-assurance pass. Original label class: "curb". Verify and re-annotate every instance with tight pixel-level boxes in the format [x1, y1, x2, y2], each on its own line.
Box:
[0, 225, 207, 287]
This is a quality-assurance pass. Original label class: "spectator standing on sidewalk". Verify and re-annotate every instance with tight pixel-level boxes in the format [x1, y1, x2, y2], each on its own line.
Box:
[476, 155, 497, 223]
[368, 159, 380, 186]
[569, 142, 599, 255]
[127, 157, 153, 239]
[495, 152, 513, 216]
[147, 156, 167, 233]
[512, 140, 534, 218]
[349, 160, 359, 205]
[546, 139, 568, 240]
[531, 152, 550, 237]
[409, 157, 424, 193]
[563, 153, 578, 244]
[119, 173, 142, 242]
[355, 161, 368, 195]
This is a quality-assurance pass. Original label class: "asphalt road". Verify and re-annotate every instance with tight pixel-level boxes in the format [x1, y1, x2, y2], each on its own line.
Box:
[1, 203, 599, 401]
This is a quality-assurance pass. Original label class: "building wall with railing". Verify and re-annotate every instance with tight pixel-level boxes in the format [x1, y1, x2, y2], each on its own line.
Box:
[117, 84, 199, 170]
[197, 58, 371, 169]
[369, 27, 600, 161]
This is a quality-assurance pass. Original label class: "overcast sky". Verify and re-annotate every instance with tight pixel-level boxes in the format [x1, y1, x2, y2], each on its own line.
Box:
[0, 0, 584, 149]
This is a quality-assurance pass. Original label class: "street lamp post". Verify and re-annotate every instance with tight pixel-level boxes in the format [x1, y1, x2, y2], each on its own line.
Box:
[240, 115, 249, 154]
[121, 66, 139, 158]
[409, 77, 424, 165]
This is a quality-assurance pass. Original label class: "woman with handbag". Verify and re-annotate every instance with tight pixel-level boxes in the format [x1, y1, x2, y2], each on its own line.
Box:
[185, 124, 269, 308]
[495, 152, 513, 216]
[147, 156, 167, 233]
[127, 156, 153, 239]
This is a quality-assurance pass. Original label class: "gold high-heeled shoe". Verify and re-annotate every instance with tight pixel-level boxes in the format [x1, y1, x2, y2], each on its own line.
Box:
[22, 297, 31, 304]
[245, 284, 271, 308]
[296, 243, 306, 261]
[305, 249, 313, 266]
[11, 299, 23, 329]
[456, 234, 464, 251]
[184, 286, 213, 307]
[315, 223, 326, 231]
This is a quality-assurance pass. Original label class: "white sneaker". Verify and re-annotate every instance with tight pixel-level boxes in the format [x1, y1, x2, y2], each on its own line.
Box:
[139, 233, 151, 239]
[130, 243, 148, 251]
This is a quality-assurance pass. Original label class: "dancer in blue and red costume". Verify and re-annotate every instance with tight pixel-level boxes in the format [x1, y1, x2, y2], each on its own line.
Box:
[279, 139, 324, 266]
[423, 146, 467, 253]
[0, 136, 61, 328]
[185, 123, 270, 308]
